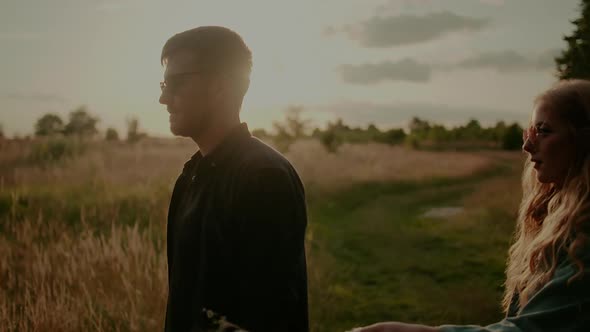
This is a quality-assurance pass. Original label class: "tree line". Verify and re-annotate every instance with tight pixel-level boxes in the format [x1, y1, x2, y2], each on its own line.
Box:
[1, 104, 524, 153]
[4, 106, 146, 143]
[251, 106, 524, 153]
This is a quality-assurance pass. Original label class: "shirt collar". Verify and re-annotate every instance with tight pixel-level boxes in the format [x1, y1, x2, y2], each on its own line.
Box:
[183, 123, 251, 171]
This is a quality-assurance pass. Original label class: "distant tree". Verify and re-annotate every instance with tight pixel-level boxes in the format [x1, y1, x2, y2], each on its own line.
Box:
[367, 123, 380, 134]
[405, 134, 421, 149]
[126, 117, 146, 143]
[462, 119, 483, 140]
[427, 124, 449, 142]
[311, 127, 322, 138]
[105, 127, 120, 141]
[316, 118, 387, 150]
[284, 105, 311, 138]
[272, 122, 294, 152]
[271, 105, 312, 152]
[492, 121, 507, 143]
[0, 123, 4, 138]
[408, 117, 431, 138]
[35, 113, 64, 136]
[64, 106, 98, 137]
[556, 0, 590, 79]
[380, 128, 406, 145]
[331, 118, 350, 131]
[465, 119, 482, 131]
[319, 128, 341, 153]
[364, 123, 380, 141]
[502, 123, 524, 150]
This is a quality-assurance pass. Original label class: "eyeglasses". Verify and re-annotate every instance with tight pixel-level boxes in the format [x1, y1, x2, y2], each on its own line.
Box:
[160, 71, 203, 94]
[522, 126, 539, 145]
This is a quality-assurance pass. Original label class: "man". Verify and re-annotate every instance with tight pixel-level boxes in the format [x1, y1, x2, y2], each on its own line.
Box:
[159, 26, 309, 332]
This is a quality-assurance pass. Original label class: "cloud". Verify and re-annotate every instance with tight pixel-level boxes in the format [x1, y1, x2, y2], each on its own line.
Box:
[454, 49, 561, 72]
[338, 59, 432, 84]
[338, 11, 489, 48]
[1, 92, 68, 104]
[337, 49, 560, 84]
[315, 101, 526, 127]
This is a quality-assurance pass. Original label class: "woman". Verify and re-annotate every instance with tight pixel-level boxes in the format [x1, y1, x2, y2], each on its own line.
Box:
[352, 80, 590, 332]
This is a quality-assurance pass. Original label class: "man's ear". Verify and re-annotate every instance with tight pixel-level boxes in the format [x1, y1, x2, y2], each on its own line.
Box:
[209, 75, 234, 104]
[207, 76, 225, 99]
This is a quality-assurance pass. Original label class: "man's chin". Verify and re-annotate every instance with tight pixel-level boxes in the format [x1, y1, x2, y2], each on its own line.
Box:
[170, 124, 189, 137]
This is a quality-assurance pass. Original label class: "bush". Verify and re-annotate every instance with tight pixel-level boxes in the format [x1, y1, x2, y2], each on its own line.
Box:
[28, 137, 86, 164]
[105, 128, 120, 141]
[378, 128, 407, 145]
[126, 117, 147, 144]
[404, 134, 421, 149]
[319, 129, 342, 153]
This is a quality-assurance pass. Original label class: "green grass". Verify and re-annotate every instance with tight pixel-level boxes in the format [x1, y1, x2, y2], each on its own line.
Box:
[306, 162, 519, 331]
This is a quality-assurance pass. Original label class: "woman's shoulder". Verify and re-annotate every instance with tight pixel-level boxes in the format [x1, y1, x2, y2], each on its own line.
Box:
[515, 253, 589, 324]
[552, 244, 589, 282]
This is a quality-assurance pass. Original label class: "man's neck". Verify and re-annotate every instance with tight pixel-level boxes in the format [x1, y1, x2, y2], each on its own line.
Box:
[193, 118, 241, 156]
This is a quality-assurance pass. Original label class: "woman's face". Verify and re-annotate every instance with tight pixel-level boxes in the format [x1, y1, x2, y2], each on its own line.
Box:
[523, 100, 577, 185]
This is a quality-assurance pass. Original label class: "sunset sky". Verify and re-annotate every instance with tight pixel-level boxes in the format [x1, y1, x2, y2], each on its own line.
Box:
[0, 0, 582, 137]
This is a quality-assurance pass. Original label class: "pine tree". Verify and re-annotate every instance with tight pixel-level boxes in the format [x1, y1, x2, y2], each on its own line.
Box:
[556, 0, 590, 79]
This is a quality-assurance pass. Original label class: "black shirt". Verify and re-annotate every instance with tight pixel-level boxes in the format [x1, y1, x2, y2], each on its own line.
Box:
[164, 123, 309, 332]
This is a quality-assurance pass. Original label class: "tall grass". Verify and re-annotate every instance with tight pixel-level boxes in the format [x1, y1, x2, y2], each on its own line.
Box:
[0, 217, 166, 331]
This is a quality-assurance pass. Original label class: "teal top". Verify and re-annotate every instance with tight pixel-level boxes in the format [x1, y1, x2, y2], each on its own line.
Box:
[438, 250, 590, 332]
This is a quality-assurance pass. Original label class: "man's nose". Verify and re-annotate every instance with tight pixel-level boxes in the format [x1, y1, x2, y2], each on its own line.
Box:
[159, 91, 170, 106]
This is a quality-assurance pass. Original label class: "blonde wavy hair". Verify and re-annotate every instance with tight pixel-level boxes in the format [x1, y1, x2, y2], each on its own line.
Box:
[503, 79, 590, 312]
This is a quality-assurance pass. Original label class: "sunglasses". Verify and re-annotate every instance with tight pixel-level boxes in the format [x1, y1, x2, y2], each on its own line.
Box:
[159, 71, 203, 94]
[522, 126, 540, 145]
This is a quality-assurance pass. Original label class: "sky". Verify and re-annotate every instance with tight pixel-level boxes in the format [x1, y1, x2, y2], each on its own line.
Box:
[0, 0, 582, 137]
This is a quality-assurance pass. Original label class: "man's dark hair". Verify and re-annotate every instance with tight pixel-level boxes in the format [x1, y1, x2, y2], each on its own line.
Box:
[161, 26, 252, 97]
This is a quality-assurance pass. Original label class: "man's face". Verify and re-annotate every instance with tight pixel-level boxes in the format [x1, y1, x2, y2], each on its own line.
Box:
[159, 52, 214, 138]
